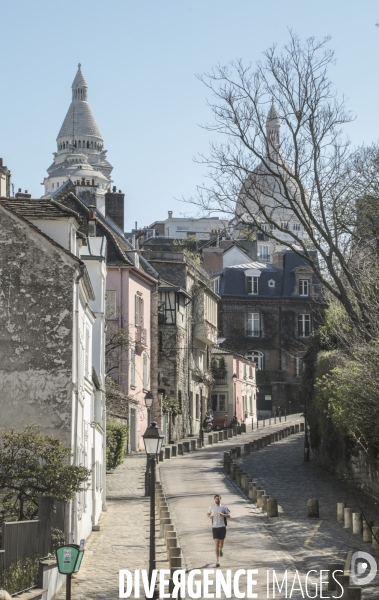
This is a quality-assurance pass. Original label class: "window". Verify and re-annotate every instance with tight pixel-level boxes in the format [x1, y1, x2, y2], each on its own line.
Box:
[259, 246, 269, 260]
[105, 291, 117, 319]
[298, 314, 311, 337]
[299, 279, 309, 296]
[130, 349, 136, 386]
[196, 394, 200, 419]
[199, 351, 205, 371]
[293, 223, 301, 231]
[247, 313, 260, 337]
[205, 293, 217, 326]
[135, 294, 144, 327]
[243, 362, 247, 378]
[211, 392, 228, 412]
[245, 350, 264, 370]
[280, 222, 289, 230]
[85, 327, 90, 377]
[295, 356, 303, 377]
[143, 353, 148, 389]
[212, 278, 220, 294]
[246, 276, 259, 294]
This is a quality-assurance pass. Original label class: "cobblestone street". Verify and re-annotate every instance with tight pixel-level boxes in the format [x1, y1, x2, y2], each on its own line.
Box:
[58, 417, 379, 599]
[160, 416, 379, 599]
[57, 454, 169, 600]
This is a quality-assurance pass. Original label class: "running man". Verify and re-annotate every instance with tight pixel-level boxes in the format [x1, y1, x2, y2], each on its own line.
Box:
[207, 494, 231, 567]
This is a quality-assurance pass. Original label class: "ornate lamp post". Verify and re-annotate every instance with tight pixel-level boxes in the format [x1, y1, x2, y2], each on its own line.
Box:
[198, 377, 204, 447]
[232, 373, 238, 420]
[143, 422, 164, 598]
[144, 391, 153, 496]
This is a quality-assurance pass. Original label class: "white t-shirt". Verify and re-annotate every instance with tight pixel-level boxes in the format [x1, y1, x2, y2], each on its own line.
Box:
[208, 504, 230, 528]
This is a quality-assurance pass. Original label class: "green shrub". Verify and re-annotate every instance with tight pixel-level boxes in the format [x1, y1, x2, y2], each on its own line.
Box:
[1, 554, 39, 594]
[106, 420, 129, 470]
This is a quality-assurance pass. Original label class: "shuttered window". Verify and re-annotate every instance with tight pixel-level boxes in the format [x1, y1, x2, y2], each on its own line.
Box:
[105, 291, 117, 319]
[130, 349, 136, 386]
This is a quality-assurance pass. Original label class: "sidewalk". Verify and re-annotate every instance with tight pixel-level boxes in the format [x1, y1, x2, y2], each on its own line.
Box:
[58, 453, 168, 600]
[160, 416, 379, 599]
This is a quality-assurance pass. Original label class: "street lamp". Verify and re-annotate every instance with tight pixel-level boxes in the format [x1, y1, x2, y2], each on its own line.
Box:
[232, 373, 238, 420]
[198, 377, 204, 447]
[144, 391, 154, 496]
[143, 422, 164, 598]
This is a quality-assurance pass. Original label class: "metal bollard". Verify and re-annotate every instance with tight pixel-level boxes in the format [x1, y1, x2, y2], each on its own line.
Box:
[208, 434, 213, 445]
[178, 443, 183, 455]
[171, 445, 177, 457]
[251, 418, 254, 431]
[165, 446, 171, 459]
[227, 428, 233, 438]
[244, 443, 250, 455]
[307, 499, 319, 518]
[183, 441, 190, 452]
[190, 439, 197, 451]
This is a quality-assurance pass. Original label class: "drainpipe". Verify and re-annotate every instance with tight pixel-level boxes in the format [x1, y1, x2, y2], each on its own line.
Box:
[71, 264, 85, 543]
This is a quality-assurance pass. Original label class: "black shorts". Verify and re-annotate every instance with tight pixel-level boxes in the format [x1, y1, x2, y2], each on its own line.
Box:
[212, 526, 226, 540]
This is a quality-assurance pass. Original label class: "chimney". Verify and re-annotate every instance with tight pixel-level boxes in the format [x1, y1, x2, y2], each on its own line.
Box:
[0, 159, 12, 197]
[15, 189, 31, 199]
[0, 158, 3, 167]
[272, 250, 284, 269]
[105, 188, 125, 231]
[168, 211, 173, 219]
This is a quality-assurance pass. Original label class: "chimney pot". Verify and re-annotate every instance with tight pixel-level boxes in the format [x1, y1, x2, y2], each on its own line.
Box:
[112, 186, 116, 193]
[168, 210, 173, 218]
[25, 190, 28, 194]
[118, 189, 121, 193]
[18, 188, 21, 193]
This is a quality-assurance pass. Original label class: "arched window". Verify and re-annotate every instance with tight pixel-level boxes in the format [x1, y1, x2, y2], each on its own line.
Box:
[87, 141, 89, 149]
[74, 140, 77, 148]
[90, 141, 93, 149]
[245, 351, 264, 370]
[78, 140, 81, 148]
[63, 142, 65, 149]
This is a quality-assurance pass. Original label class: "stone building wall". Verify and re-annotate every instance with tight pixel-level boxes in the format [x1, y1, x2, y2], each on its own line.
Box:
[0, 205, 77, 446]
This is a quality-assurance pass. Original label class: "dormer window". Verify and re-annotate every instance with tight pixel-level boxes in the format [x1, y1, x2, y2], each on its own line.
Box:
[293, 223, 301, 231]
[299, 280, 309, 296]
[246, 276, 259, 294]
[212, 278, 220, 294]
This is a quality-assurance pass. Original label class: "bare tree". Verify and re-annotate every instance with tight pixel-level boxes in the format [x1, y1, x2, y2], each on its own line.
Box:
[191, 33, 379, 338]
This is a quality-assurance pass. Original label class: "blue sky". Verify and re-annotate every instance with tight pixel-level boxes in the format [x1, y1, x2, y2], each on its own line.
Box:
[1, 0, 378, 230]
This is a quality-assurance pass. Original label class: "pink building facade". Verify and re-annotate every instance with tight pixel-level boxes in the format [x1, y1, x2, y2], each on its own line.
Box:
[106, 264, 158, 451]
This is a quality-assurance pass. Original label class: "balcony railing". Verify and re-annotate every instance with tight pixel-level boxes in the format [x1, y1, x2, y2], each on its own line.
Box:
[256, 370, 285, 383]
[135, 326, 147, 348]
[214, 378, 227, 385]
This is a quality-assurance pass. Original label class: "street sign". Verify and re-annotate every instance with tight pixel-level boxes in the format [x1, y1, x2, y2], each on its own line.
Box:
[265, 395, 272, 401]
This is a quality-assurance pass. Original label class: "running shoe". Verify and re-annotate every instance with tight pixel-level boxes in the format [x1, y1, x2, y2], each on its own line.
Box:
[216, 561, 220, 568]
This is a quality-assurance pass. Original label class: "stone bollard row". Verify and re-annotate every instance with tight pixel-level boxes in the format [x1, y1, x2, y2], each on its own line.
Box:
[158, 482, 183, 586]
[337, 501, 378, 548]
